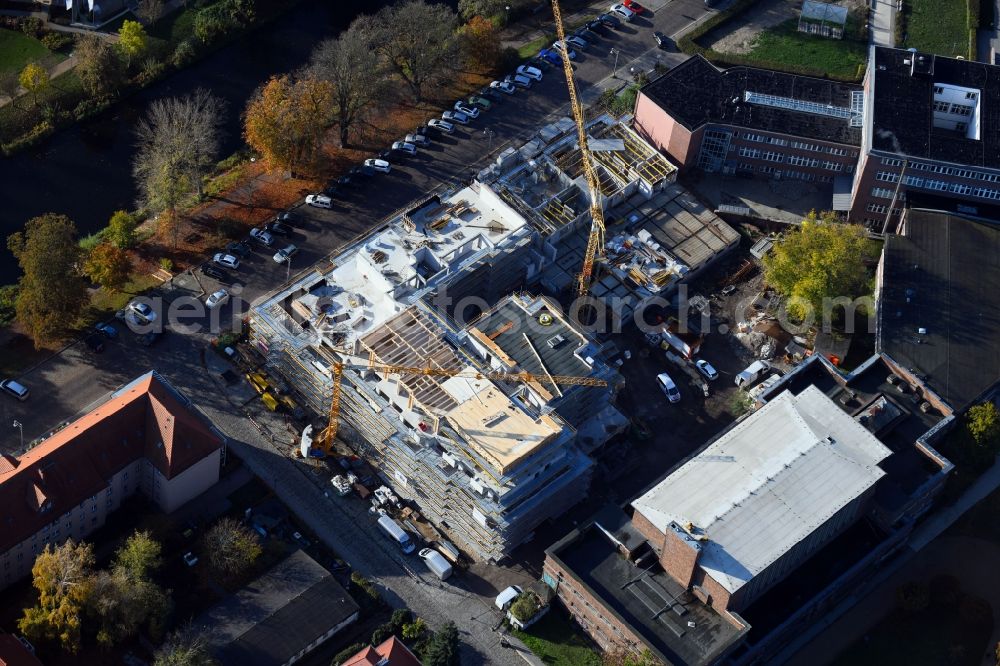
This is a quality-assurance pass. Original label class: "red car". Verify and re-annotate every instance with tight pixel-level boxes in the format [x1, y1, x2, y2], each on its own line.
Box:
[623, 0, 647, 14]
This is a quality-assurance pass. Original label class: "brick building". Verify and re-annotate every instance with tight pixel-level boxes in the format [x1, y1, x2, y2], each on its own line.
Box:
[850, 47, 1000, 230]
[0, 372, 224, 591]
[632, 55, 862, 185]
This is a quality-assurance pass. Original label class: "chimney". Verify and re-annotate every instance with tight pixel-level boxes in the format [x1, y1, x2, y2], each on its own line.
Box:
[660, 521, 703, 589]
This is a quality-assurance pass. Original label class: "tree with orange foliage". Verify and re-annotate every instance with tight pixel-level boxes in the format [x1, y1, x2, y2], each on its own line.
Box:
[243, 74, 334, 175]
[461, 15, 501, 70]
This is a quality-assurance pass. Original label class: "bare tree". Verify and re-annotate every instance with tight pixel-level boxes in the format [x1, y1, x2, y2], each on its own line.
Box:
[202, 518, 262, 579]
[364, 0, 460, 101]
[75, 34, 126, 99]
[309, 25, 387, 148]
[136, 0, 165, 24]
[133, 89, 226, 246]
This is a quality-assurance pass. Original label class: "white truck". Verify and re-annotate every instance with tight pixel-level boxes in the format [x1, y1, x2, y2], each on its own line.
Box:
[418, 548, 453, 581]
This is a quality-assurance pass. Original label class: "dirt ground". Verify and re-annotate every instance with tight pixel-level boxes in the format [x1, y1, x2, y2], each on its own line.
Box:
[706, 0, 865, 55]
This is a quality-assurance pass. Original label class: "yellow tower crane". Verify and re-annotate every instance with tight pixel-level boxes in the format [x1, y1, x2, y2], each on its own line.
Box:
[551, 0, 607, 296]
[318, 359, 607, 454]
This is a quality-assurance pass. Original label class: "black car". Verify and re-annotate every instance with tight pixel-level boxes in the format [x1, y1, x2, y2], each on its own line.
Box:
[84, 334, 105, 353]
[265, 220, 292, 236]
[225, 240, 251, 257]
[277, 211, 301, 226]
[654, 31, 670, 49]
[137, 330, 163, 347]
[323, 185, 344, 198]
[349, 165, 376, 178]
[586, 19, 609, 35]
[378, 149, 393, 161]
[478, 87, 503, 102]
[597, 13, 621, 28]
[336, 175, 359, 188]
[412, 125, 429, 137]
[201, 264, 229, 282]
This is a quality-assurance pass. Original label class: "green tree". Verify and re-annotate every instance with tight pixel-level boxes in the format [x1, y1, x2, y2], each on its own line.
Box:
[114, 530, 162, 580]
[460, 15, 501, 70]
[457, 0, 507, 21]
[117, 20, 148, 68]
[402, 617, 427, 640]
[84, 243, 132, 291]
[75, 34, 125, 99]
[107, 210, 139, 248]
[18, 540, 95, 653]
[422, 622, 459, 666]
[963, 402, 1000, 466]
[154, 628, 219, 666]
[18, 62, 49, 107]
[202, 518, 262, 579]
[762, 211, 880, 323]
[7, 213, 87, 349]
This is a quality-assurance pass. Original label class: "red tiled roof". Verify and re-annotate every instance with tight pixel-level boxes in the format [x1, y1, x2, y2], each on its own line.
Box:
[0, 373, 222, 553]
[0, 634, 42, 666]
[342, 636, 423, 666]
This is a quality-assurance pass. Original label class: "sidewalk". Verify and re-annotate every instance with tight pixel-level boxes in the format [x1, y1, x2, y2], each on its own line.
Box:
[0, 55, 77, 108]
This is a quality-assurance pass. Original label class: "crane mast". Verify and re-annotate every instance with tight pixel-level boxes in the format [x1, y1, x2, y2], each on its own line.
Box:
[551, 0, 606, 296]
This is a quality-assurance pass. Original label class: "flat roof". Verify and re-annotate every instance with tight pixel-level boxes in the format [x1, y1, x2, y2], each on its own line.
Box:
[549, 519, 746, 665]
[871, 47, 1000, 168]
[633, 386, 892, 595]
[640, 55, 862, 146]
[199, 550, 359, 666]
[879, 209, 1000, 410]
[446, 380, 562, 475]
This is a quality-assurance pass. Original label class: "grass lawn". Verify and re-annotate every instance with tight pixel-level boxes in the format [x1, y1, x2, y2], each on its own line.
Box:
[831, 599, 993, 666]
[512, 608, 602, 666]
[0, 28, 56, 75]
[741, 20, 867, 81]
[903, 0, 971, 57]
[517, 33, 552, 60]
[85, 273, 161, 320]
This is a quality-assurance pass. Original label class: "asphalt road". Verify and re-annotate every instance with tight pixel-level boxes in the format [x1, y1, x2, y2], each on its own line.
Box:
[0, 1, 719, 662]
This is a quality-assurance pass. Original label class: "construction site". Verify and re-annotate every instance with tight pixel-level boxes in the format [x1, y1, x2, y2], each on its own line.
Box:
[246, 105, 744, 562]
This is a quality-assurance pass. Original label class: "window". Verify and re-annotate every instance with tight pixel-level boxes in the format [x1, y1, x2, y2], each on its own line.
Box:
[966, 91, 978, 99]
[871, 187, 896, 199]
[823, 161, 843, 172]
[738, 146, 761, 159]
[949, 103, 973, 116]
[876, 171, 900, 182]
[882, 157, 903, 167]
[761, 151, 784, 163]
[933, 101, 951, 113]
[934, 86, 944, 95]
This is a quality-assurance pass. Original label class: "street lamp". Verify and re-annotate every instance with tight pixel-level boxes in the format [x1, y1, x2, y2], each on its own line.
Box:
[505, 5, 510, 23]
[610, 48, 620, 79]
[13, 419, 22, 450]
[483, 127, 495, 150]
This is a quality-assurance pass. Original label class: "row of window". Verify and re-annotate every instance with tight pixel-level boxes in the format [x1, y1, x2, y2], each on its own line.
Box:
[741, 132, 853, 156]
[933, 101, 974, 116]
[741, 132, 787, 146]
[866, 203, 904, 215]
[738, 147, 851, 172]
[880, 157, 1000, 182]
[933, 86, 978, 100]
[876, 173, 1000, 199]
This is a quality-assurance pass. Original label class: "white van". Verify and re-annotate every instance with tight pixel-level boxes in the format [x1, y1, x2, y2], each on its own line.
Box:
[735, 360, 770, 388]
[377, 515, 415, 554]
[495, 585, 523, 610]
[419, 548, 453, 581]
[656, 373, 681, 403]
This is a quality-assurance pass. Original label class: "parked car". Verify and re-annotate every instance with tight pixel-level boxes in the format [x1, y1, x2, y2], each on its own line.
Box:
[495, 585, 523, 610]
[305, 194, 333, 209]
[201, 263, 229, 281]
[335, 175, 359, 188]
[565, 35, 589, 50]
[467, 95, 493, 110]
[623, 0, 647, 14]
[656, 372, 681, 403]
[597, 12, 621, 28]
[442, 110, 470, 125]
[213, 253, 240, 270]
[419, 548, 454, 581]
[84, 334, 105, 353]
[654, 31, 671, 49]
[249, 227, 274, 246]
[516, 65, 544, 81]
[0, 379, 28, 401]
[609, 3, 636, 21]
[137, 330, 163, 347]
[427, 118, 455, 133]
[126, 300, 157, 324]
[478, 86, 504, 102]
[696, 359, 719, 381]
[536, 48, 562, 66]
[323, 185, 345, 199]
[392, 140, 418, 155]
[452, 102, 479, 119]
[349, 165, 376, 178]
[406, 132, 431, 146]
[225, 239, 251, 257]
[264, 220, 291, 236]
[94, 322, 118, 339]
[490, 79, 516, 94]
[506, 73, 533, 88]
[182, 552, 198, 567]
[586, 18, 610, 34]
[550, 40, 578, 59]
[364, 158, 392, 173]
[277, 211, 301, 226]
[273, 244, 299, 264]
[735, 360, 770, 388]
[205, 289, 230, 309]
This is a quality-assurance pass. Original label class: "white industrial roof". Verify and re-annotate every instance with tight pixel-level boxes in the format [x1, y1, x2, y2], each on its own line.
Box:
[632, 385, 892, 594]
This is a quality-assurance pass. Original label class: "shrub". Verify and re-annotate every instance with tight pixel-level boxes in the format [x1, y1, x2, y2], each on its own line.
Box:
[331, 642, 365, 665]
[370, 622, 395, 646]
[497, 46, 521, 73]
[402, 618, 427, 640]
[2, 120, 55, 156]
[79, 229, 108, 251]
[171, 39, 198, 68]
[73, 97, 110, 121]
[390, 608, 413, 631]
[20, 17, 43, 38]
[159, 257, 173, 271]
[40, 32, 73, 52]
[136, 57, 166, 85]
[509, 592, 540, 622]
